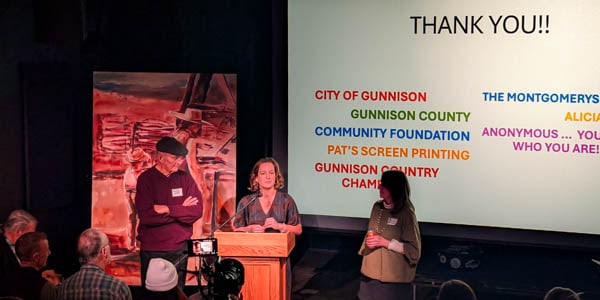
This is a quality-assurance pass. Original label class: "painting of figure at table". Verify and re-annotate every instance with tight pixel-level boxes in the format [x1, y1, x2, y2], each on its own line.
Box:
[91, 72, 237, 285]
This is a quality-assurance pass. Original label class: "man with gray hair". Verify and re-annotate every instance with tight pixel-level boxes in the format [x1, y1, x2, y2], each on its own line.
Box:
[0, 209, 37, 279]
[57, 228, 132, 300]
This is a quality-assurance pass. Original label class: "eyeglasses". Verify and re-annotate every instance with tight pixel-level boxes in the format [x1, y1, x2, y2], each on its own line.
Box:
[162, 153, 185, 162]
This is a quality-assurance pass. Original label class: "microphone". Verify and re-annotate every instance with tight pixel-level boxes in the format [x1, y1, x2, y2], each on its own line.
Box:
[211, 191, 262, 235]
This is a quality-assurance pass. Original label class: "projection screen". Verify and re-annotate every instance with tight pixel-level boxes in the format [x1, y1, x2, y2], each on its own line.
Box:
[288, 0, 600, 237]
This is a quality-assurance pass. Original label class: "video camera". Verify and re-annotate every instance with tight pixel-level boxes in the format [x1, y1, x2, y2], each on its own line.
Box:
[187, 170, 246, 299]
[188, 238, 218, 257]
[186, 238, 244, 300]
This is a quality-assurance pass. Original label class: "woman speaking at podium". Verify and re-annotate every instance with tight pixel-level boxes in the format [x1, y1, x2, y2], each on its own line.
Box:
[232, 157, 301, 300]
[233, 157, 302, 235]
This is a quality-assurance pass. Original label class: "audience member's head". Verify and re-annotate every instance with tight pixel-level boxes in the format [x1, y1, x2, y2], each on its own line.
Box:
[7, 209, 37, 223]
[543, 286, 581, 300]
[438, 279, 477, 300]
[145, 258, 186, 300]
[77, 228, 111, 267]
[146, 258, 178, 292]
[2, 210, 37, 244]
[15, 231, 50, 271]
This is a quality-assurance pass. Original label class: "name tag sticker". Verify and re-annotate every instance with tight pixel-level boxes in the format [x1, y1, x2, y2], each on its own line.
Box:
[172, 188, 183, 197]
[387, 217, 398, 225]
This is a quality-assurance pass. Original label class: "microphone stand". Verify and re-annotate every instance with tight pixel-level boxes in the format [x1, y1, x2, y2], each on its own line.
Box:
[210, 189, 262, 237]
[199, 171, 258, 299]
[210, 170, 236, 236]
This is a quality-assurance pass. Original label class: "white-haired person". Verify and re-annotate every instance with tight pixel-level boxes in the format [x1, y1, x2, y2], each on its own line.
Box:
[0, 209, 37, 279]
[57, 228, 132, 300]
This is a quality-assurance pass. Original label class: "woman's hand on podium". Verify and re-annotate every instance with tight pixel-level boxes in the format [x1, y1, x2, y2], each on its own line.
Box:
[247, 224, 266, 233]
[264, 217, 286, 232]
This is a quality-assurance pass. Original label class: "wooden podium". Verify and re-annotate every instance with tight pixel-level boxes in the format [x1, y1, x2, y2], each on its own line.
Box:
[214, 231, 295, 300]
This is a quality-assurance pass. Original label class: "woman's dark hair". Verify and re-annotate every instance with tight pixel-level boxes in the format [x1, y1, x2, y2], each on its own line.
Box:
[380, 170, 412, 214]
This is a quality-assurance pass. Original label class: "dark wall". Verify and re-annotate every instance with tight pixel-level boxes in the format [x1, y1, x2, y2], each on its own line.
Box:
[0, 0, 285, 275]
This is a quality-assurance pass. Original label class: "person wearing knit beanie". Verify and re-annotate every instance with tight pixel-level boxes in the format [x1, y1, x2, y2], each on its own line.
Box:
[145, 258, 178, 292]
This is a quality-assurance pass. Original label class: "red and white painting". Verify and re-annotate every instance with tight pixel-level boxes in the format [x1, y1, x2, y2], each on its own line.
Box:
[91, 72, 237, 285]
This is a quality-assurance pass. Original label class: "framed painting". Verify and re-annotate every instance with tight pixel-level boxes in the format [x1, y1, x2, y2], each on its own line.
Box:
[91, 71, 237, 285]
